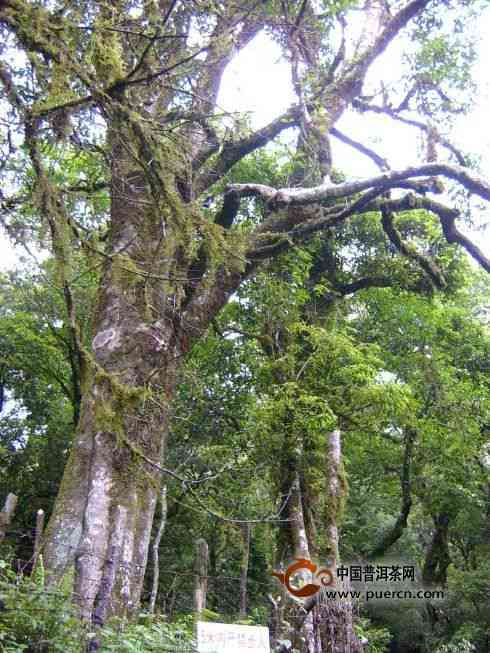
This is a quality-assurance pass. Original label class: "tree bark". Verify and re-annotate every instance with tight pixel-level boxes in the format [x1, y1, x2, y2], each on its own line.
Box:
[422, 513, 451, 587]
[43, 117, 187, 623]
[149, 484, 168, 615]
[310, 430, 362, 653]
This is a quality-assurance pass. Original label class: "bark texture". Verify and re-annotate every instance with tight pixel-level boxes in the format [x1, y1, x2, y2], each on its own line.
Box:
[149, 485, 168, 615]
[309, 430, 361, 653]
[43, 119, 187, 621]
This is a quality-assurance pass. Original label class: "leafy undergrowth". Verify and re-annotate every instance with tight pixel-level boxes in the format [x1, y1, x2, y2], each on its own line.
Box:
[0, 559, 196, 653]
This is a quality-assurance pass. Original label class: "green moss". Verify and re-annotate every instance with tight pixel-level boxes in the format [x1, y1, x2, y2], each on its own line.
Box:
[86, 15, 126, 84]
[80, 355, 160, 489]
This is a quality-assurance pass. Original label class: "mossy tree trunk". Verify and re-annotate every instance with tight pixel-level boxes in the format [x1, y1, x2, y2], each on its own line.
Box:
[422, 513, 451, 587]
[43, 118, 200, 621]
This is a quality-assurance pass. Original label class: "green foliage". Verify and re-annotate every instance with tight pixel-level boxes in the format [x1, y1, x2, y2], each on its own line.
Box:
[99, 614, 196, 652]
[0, 558, 84, 652]
[435, 637, 476, 653]
[0, 557, 198, 653]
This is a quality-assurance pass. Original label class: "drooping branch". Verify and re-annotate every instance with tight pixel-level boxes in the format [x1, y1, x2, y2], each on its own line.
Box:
[245, 190, 490, 276]
[438, 209, 490, 273]
[368, 428, 416, 560]
[381, 207, 446, 288]
[9, 75, 87, 399]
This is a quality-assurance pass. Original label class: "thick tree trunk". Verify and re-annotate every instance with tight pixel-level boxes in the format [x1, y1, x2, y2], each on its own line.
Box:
[43, 301, 179, 623]
[43, 119, 187, 623]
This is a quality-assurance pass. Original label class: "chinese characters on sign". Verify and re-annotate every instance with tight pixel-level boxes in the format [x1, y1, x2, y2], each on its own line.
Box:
[197, 622, 270, 653]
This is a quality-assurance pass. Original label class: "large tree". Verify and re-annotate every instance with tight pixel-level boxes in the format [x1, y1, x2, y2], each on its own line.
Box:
[1, 0, 489, 627]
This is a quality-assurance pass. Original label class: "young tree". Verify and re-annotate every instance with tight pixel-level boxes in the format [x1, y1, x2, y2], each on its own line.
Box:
[1, 0, 489, 625]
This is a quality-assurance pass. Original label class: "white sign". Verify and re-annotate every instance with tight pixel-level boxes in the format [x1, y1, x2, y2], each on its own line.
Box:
[197, 621, 270, 653]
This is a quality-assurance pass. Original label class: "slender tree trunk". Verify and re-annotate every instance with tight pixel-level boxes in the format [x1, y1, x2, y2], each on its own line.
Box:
[239, 522, 251, 619]
[312, 430, 362, 653]
[149, 484, 168, 615]
[325, 430, 343, 565]
[289, 473, 313, 562]
[423, 513, 451, 631]
[33, 509, 45, 569]
[368, 428, 415, 560]
[287, 473, 316, 653]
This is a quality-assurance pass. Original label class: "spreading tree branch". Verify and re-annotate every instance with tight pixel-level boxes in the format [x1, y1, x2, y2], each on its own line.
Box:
[228, 162, 490, 206]
[353, 98, 468, 166]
